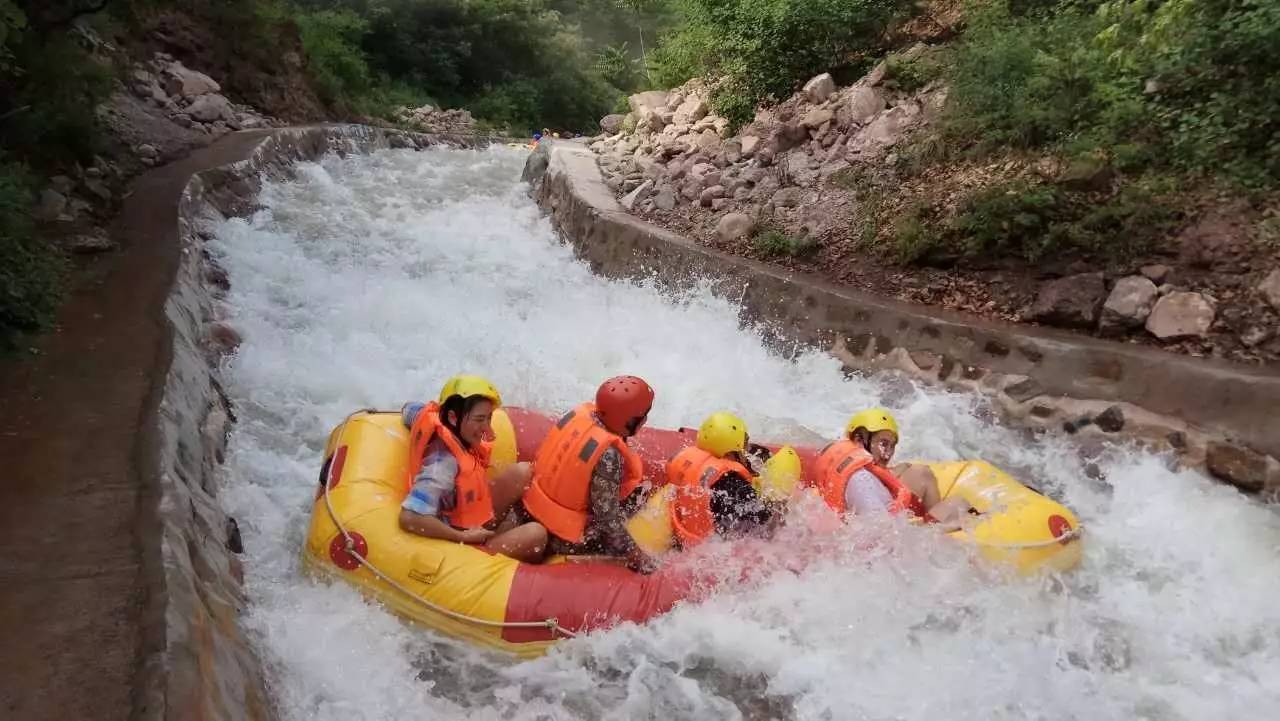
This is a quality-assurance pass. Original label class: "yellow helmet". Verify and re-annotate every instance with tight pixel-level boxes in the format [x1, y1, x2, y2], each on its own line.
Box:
[437, 374, 502, 407]
[754, 445, 802, 503]
[696, 411, 748, 457]
[845, 407, 899, 438]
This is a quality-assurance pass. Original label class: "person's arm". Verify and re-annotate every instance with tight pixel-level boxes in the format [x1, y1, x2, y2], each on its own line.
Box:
[398, 442, 494, 544]
[844, 468, 895, 515]
[590, 447, 656, 573]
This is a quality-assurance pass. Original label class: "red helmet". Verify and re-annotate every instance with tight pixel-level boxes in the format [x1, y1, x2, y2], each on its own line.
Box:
[595, 375, 654, 436]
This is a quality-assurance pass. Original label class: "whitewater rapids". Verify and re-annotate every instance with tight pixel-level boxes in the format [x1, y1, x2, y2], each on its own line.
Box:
[209, 146, 1280, 721]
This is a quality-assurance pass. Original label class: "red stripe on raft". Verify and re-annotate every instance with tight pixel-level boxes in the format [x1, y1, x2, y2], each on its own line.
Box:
[501, 563, 695, 644]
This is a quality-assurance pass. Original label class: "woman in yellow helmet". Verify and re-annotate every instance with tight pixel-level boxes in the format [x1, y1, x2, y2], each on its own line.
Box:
[810, 408, 970, 528]
[661, 411, 778, 549]
[397, 374, 547, 561]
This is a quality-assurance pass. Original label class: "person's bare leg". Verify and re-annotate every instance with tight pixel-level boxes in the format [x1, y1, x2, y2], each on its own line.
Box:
[897, 463, 972, 529]
[489, 461, 532, 518]
[484, 522, 548, 563]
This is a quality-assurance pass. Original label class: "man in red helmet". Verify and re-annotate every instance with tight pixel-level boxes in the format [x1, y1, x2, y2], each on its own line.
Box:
[519, 375, 658, 572]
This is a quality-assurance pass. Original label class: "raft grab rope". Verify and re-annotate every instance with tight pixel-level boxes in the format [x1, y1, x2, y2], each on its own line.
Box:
[320, 408, 577, 639]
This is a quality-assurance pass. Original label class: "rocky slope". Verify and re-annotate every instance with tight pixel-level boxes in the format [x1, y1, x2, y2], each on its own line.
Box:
[588, 53, 1280, 366]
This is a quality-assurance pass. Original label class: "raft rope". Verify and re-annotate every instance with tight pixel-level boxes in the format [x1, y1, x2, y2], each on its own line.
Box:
[320, 408, 577, 639]
[959, 524, 1084, 550]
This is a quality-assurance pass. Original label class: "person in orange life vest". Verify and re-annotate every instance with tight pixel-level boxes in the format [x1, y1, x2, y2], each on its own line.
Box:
[813, 408, 970, 530]
[519, 375, 658, 573]
[666, 411, 773, 549]
[397, 375, 548, 562]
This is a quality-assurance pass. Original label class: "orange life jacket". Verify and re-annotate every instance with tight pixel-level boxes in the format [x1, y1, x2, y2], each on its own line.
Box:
[524, 402, 644, 543]
[405, 401, 495, 529]
[811, 439, 929, 519]
[665, 445, 753, 547]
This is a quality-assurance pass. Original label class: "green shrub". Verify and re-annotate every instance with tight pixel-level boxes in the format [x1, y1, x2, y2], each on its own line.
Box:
[3, 34, 113, 165]
[652, 0, 907, 130]
[0, 160, 63, 348]
[951, 181, 1063, 259]
[297, 9, 371, 107]
[753, 227, 820, 258]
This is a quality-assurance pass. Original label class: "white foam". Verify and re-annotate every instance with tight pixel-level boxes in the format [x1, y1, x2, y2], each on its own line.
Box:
[211, 147, 1280, 721]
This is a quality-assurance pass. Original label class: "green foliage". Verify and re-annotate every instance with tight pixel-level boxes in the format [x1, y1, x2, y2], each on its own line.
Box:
[891, 206, 938, 263]
[597, 42, 640, 92]
[0, 0, 24, 71]
[652, 0, 906, 129]
[0, 160, 63, 348]
[753, 227, 820, 258]
[943, 0, 1280, 187]
[1, 33, 113, 166]
[297, 9, 370, 107]
[950, 181, 1063, 259]
[882, 50, 944, 93]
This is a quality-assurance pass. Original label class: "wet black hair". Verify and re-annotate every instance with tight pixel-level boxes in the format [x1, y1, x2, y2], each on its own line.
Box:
[439, 394, 493, 449]
[709, 473, 771, 535]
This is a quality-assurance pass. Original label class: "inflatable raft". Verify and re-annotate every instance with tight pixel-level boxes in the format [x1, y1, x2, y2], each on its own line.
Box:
[302, 407, 1083, 656]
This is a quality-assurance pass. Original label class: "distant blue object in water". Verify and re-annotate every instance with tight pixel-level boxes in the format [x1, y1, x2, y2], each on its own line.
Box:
[533, 132, 543, 140]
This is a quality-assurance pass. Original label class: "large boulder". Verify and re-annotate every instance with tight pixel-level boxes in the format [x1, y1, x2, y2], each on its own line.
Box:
[1258, 268, 1280, 311]
[35, 189, 68, 222]
[628, 90, 670, 118]
[1099, 276, 1158, 335]
[186, 93, 233, 122]
[1145, 292, 1216, 340]
[653, 187, 676, 211]
[599, 114, 626, 134]
[621, 180, 654, 211]
[717, 212, 755, 243]
[852, 103, 919, 152]
[766, 123, 808, 154]
[1206, 442, 1268, 492]
[803, 73, 837, 103]
[801, 107, 835, 130]
[841, 86, 886, 127]
[1025, 273, 1106, 329]
[740, 135, 761, 158]
[162, 61, 221, 98]
[673, 95, 709, 126]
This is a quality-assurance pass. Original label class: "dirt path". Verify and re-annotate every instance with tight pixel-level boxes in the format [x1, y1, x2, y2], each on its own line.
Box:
[0, 130, 269, 721]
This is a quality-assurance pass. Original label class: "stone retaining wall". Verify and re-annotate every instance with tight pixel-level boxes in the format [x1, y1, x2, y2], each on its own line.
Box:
[140, 126, 491, 721]
[524, 141, 1280, 495]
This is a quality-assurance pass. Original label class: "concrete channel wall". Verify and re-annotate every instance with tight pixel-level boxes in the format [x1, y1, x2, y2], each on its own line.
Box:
[141, 126, 493, 721]
[523, 141, 1280, 495]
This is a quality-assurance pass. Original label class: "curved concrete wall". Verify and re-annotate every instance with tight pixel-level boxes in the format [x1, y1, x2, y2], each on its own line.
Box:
[524, 142, 1280, 494]
[140, 126, 490, 721]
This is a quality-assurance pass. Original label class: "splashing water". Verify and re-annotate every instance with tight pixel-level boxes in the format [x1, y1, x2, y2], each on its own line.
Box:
[210, 147, 1280, 721]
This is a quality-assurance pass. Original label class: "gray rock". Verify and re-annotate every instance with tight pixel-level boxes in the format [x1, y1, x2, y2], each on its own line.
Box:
[628, 90, 670, 117]
[1057, 156, 1115, 192]
[732, 186, 752, 201]
[1258, 268, 1280, 311]
[803, 72, 837, 103]
[83, 178, 112, 201]
[673, 95, 709, 125]
[854, 104, 918, 150]
[801, 107, 835, 130]
[600, 113, 626, 134]
[843, 86, 886, 127]
[767, 123, 808, 154]
[772, 187, 803, 208]
[136, 143, 159, 159]
[711, 198, 727, 211]
[1094, 406, 1125, 433]
[50, 175, 75, 194]
[62, 230, 116, 254]
[1099, 276, 1158, 334]
[1026, 273, 1106, 329]
[1145, 291, 1216, 340]
[620, 180, 654, 211]
[171, 113, 193, 128]
[863, 61, 888, 87]
[187, 93, 233, 123]
[1206, 442, 1268, 492]
[1139, 264, 1171, 284]
[35, 189, 68, 221]
[699, 185, 726, 207]
[162, 61, 221, 97]
[1240, 324, 1273, 348]
[654, 187, 676, 211]
[740, 135, 761, 158]
[717, 212, 755, 243]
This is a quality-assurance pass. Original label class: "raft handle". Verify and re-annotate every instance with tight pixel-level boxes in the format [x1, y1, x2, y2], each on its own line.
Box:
[322, 410, 578, 640]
